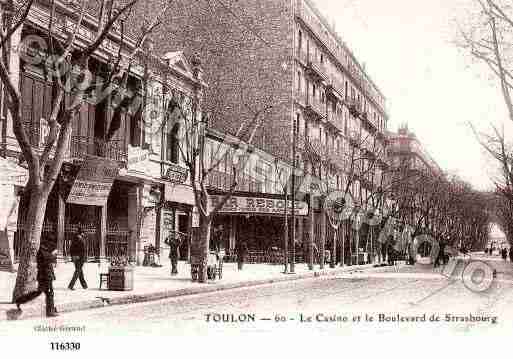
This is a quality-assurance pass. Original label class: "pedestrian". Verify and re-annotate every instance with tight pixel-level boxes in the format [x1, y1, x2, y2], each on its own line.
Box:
[501, 247, 508, 261]
[312, 242, 319, 264]
[165, 233, 182, 275]
[235, 240, 248, 270]
[14, 236, 59, 317]
[302, 240, 309, 264]
[509, 247, 513, 263]
[435, 242, 445, 268]
[68, 228, 88, 290]
[212, 225, 223, 252]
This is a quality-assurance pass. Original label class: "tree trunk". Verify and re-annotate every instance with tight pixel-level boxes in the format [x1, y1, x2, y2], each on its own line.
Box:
[197, 214, 211, 283]
[340, 223, 345, 266]
[12, 186, 50, 302]
[308, 194, 314, 270]
[330, 227, 337, 268]
[320, 199, 326, 269]
[356, 226, 360, 265]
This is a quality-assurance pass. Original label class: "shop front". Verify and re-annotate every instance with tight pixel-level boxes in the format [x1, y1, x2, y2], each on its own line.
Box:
[160, 162, 194, 261]
[209, 191, 309, 264]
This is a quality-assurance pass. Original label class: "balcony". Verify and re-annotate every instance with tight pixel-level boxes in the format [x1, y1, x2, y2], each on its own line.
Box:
[305, 96, 326, 120]
[295, 0, 387, 115]
[304, 137, 327, 161]
[326, 108, 343, 132]
[326, 79, 344, 102]
[306, 55, 328, 83]
[206, 170, 233, 191]
[360, 111, 379, 132]
[70, 136, 128, 163]
[347, 98, 362, 118]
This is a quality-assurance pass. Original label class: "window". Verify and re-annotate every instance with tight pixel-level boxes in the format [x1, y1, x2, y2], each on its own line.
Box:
[298, 30, 302, 51]
[166, 123, 180, 163]
[297, 71, 301, 92]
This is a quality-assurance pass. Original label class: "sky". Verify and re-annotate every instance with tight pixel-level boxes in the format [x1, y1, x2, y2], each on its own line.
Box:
[312, 0, 508, 191]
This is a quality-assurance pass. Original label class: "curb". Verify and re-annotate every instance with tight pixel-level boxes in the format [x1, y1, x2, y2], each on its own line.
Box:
[3, 264, 377, 321]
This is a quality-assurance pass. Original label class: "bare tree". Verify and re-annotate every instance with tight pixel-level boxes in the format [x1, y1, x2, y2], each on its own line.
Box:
[0, 0, 172, 301]
[163, 82, 274, 282]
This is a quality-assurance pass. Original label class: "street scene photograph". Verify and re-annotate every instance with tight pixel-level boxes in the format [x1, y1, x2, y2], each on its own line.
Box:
[1, 0, 513, 351]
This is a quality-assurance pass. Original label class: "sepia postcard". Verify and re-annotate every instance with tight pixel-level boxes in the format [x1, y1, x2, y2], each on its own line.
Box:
[0, 0, 512, 356]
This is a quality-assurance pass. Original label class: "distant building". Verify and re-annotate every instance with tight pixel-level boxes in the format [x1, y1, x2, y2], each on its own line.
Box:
[387, 125, 441, 175]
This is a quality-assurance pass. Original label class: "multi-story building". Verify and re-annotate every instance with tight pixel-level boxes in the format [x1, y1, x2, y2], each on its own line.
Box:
[386, 125, 442, 250]
[0, 0, 205, 267]
[129, 0, 390, 262]
[387, 125, 441, 175]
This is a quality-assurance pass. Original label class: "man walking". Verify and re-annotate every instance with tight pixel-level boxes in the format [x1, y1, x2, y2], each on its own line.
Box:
[14, 236, 59, 317]
[68, 228, 88, 290]
[165, 233, 181, 275]
[509, 247, 513, 263]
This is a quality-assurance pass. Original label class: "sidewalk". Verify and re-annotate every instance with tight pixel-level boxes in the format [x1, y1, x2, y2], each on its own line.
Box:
[0, 260, 379, 320]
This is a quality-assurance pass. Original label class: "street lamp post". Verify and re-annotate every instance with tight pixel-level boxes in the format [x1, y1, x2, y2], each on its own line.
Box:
[290, 116, 297, 274]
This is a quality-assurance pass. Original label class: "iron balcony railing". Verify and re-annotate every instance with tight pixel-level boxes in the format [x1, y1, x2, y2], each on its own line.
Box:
[307, 54, 328, 82]
[70, 136, 128, 162]
[306, 95, 326, 119]
[326, 108, 343, 131]
[326, 78, 344, 102]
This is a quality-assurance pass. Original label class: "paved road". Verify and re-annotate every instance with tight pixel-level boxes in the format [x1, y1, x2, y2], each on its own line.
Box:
[2, 265, 513, 336]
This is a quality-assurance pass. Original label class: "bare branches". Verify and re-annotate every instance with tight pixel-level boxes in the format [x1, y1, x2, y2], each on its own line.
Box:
[82, 0, 137, 59]
[0, 0, 35, 49]
[458, 0, 513, 123]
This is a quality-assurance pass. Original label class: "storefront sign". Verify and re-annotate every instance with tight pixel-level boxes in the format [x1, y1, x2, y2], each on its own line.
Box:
[162, 163, 188, 184]
[209, 195, 309, 216]
[162, 210, 175, 238]
[164, 184, 195, 206]
[127, 145, 151, 174]
[67, 156, 119, 206]
[192, 209, 199, 228]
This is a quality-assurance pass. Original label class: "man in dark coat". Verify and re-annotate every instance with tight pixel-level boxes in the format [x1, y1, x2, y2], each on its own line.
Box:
[14, 237, 59, 317]
[235, 240, 248, 270]
[509, 247, 513, 263]
[68, 228, 88, 290]
[211, 225, 224, 253]
[165, 233, 181, 275]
